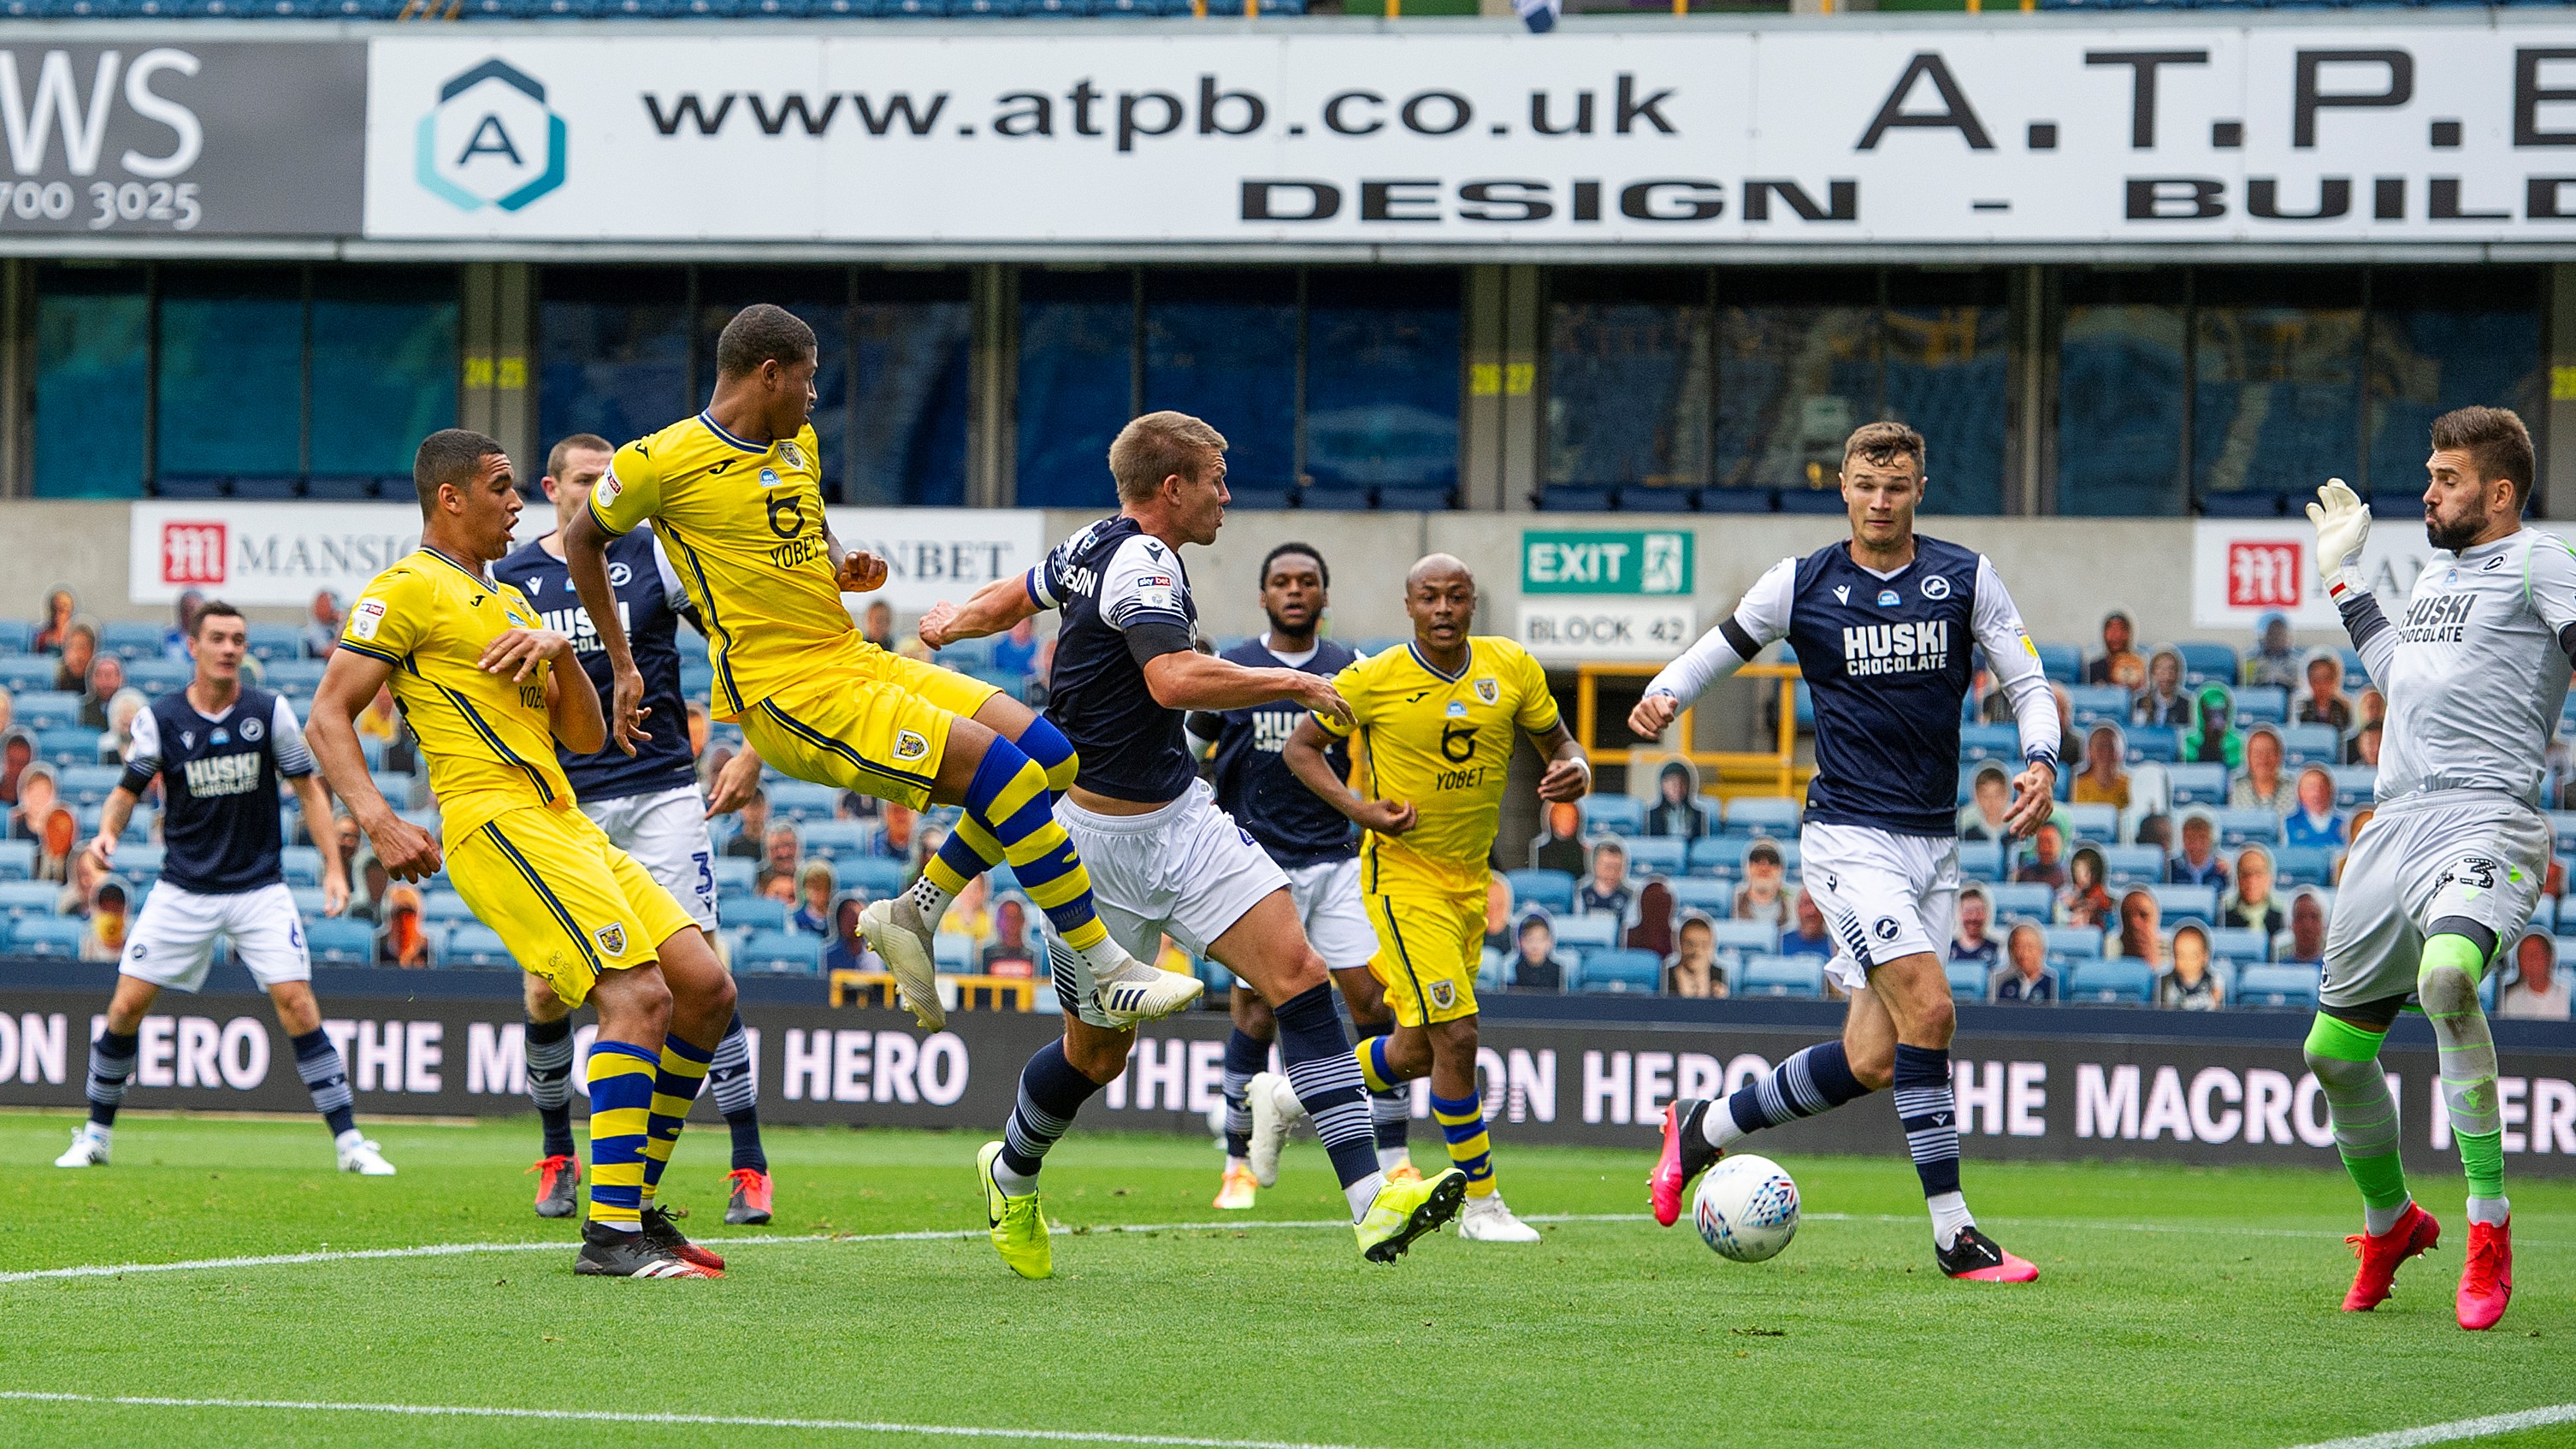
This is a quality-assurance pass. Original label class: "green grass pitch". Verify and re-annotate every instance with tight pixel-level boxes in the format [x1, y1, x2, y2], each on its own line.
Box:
[0, 1110, 2570, 1449]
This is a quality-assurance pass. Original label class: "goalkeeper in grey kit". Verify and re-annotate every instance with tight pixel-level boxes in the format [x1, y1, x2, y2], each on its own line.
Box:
[2302, 405, 2564, 1332]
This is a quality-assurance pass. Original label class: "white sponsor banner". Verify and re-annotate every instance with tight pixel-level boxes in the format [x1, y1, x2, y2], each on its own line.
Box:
[366, 25, 2576, 245]
[822, 507, 1045, 614]
[1517, 599, 1696, 662]
[130, 500, 1043, 615]
[2189, 517, 2434, 631]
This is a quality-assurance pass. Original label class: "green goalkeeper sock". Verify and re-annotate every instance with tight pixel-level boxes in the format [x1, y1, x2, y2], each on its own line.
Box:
[2303, 1012, 2410, 1232]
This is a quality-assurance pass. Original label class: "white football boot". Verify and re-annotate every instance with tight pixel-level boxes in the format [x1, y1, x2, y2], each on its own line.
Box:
[1456, 1191, 1542, 1243]
[1245, 1071, 1309, 1188]
[1087, 950, 1204, 1027]
[859, 895, 947, 1031]
[54, 1125, 108, 1168]
[336, 1133, 397, 1176]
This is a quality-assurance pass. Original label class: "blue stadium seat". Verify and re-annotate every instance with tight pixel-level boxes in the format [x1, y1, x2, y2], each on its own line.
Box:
[934, 932, 976, 973]
[2215, 809, 2280, 848]
[0, 879, 59, 916]
[1737, 954, 1824, 999]
[1723, 797, 1799, 836]
[1504, 868, 1573, 914]
[2336, 767, 2379, 809]
[58, 766, 122, 807]
[798, 820, 873, 861]
[1551, 914, 1619, 956]
[37, 727, 97, 767]
[839, 857, 910, 899]
[306, 917, 375, 966]
[2281, 724, 2339, 766]
[2207, 926, 2269, 963]
[1957, 723, 2020, 763]
[9, 914, 86, 956]
[2067, 685, 2130, 725]
[2234, 688, 2288, 725]
[102, 621, 165, 660]
[2167, 764, 2228, 807]
[1983, 882, 2052, 920]
[1959, 840, 2006, 883]
[245, 624, 303, 664]
[2100, 845, 2165, 886]
[2063, 803, 2117, 843]
[1669, 878, 1733, 917]
[2236, 964, 2321, 1010]
[115, 843, 164, 880]
[2340, 646, 2369, 691]
[2152, 884, 2219, 925]
[1575, 948, 1662, 994]
[738, 930, 822, 974]
[264, 659, 327, 690]
[1539, 484, 1616, 512]
[441, 923, 515, 968]
[14, 692, 81, 730]
[765, 782, 839, 824]
[2035, 643, 2080, 683]
[0, 656, 54, 690]
[1622, 837, 1686, 877]
[281, 846, 323, 887]
[1947, 960, 1988, 1001]
[2042, 926, 2104, 958]
[2065, 958, 2152, 1004]
[2124, 726, 2178, 764]
[1685, 837, 1741, 878]
[712, 857, 757, 895]
[2273, 846, 2334, 888]
[421, 890, 476, 923]
[0, 618, 30, 654]
[1580, 795, 1643, 835]
[727, 896, 789, 932]
[2174, 642, 2238, 685]
[1708, 919, 1776, 955]
[0, 840, 33, 881]
[2532, 897, 2559, 935]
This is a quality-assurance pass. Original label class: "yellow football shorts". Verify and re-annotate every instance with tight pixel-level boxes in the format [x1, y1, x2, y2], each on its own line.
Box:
[860, 643, 1004, 722]
[1365, 890, 1485, 1027]
[449, 803, 698, 1008]
[738, 660, 960, 811]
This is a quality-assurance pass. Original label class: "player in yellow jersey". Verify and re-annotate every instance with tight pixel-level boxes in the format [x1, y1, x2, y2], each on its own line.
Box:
[1278, 553, 1592, 1243]
[562, 305, 1196, 1033]
[305, 429, 736, 1280]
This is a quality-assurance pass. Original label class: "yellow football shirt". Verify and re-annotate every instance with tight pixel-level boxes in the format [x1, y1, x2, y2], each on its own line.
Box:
[340, 548, 572, 841]
[1315, 637, 1562, 898]
[588, 412, 864, 721]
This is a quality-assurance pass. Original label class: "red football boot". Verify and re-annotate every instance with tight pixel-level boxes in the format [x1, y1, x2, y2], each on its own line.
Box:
[1650, 1098, 1722, 1227]
[2456, 1217, 2513, 1331]
[2343, 1202, 2441, 1312]
[725, 1167, 775, 1225]
[529, 1155, 580, 1220]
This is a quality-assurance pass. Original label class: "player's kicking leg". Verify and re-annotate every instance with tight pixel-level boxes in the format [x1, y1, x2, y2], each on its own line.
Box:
[1234, 967, 1409, 1200]
[1651, 973, 1882, 1222]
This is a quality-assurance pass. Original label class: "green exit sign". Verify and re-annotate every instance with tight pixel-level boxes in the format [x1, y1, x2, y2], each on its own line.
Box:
[1521, 529, 1694, 596]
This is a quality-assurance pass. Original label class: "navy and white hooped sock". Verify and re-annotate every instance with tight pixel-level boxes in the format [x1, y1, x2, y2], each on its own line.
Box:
[1892, 1043, 1973, 1249]
[1273, 985, 1382, 1215]
[1220, 1026, 1267, 1163]
[1706, 1041, 1874, 1150]
[995, 1039, 1103, 1196]
[523, 1015, 576, 1160]
[84, 1027, 139, 1131]
[292, 1027, 357, 1139]
[708, 1011, 767, 1174]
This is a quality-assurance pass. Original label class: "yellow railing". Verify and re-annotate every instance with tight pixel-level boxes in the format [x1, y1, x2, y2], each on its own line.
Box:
[830, 970, 1036, 1012]
[1571, 659, 1807, 801]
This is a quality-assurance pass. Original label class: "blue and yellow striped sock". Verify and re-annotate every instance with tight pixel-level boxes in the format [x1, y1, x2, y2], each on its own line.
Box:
[641, 1036, 715, 1207]
[585, 1040, 659, 1232]
[955, 743, 1115, 957]
[1430, 1090, 1496, 1198]
[1354, 1034, 1399, 1093]
[1014, 716, 1080, 801]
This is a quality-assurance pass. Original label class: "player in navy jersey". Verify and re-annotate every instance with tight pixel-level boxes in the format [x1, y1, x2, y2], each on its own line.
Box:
[1637, 423, 2059, 1282]
[55, 603, 387, 1175]
[1184, 543, 1412, 1210]
[921, 411, 1468, 1278]
[495, 434, 775, 1226]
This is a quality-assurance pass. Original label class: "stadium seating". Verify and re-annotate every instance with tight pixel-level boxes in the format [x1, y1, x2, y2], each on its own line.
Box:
[738, 931, 823, 974]
[1574, 948, 1661, 994]
[442, 924, 515, 967]
[767, 782, 840, 823]
[1985, 882, 2052, 920]
[1504, 869, 1574, 914]
[2235, 964, 2321, 1010]
[1946, 960, 1987, 1002]
[1622, 837, 1686, 877]
[2207, 927, 2269, 964]
[0, 841, 33, 881]
[0, 880, 60, 916]
[2166, 766, 2227, 808]
[839, 857, 911, 899]
[8, 914, 85, 956]
[2065, 959, 2152, 1005]
[2214, 810, 2280, 847]
[728, 896, 790, 932]
[1707, 919, 1778, 955]
[306, 917, 376, 966]
[2041, 926, 2103, 959]
[1551, 914, 1619, 957]
[798, 820, 874, 861]
[1736, 955, 1824, 1000]
[1580, 795, 1643, 835]
[2151, 884, 2219, 926]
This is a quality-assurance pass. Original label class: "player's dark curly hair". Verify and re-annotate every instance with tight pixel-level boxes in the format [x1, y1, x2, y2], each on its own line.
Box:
[1261, 541, 1329, 588]
[2430, 405, 2535, 509]
[716, 304, 817, 379]
[412, 428, 508, 515]
[1843, 421, 1925, 475]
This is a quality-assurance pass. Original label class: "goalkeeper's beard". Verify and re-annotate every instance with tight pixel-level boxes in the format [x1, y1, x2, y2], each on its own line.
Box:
[2426, 509, 2486, 555]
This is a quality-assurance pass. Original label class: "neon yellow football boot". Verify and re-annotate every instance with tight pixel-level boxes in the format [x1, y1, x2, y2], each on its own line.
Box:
[977, 1140, 1054, 1280]
[1355, 1165, 1468, 1263]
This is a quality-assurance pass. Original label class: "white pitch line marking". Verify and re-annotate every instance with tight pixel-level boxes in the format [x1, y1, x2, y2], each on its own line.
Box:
[3, 1210, 2556, 1286]
[2284, 1401, 2576, 1449]
[0, 1390, 1386, 1449]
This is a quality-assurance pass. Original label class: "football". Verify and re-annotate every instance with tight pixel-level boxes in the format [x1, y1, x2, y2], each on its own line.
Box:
[1692, 1155, 1801, 1263]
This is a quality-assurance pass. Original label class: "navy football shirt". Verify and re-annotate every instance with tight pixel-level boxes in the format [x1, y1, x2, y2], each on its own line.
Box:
[1187, 637, 1359, 868]
[1026, 516, 1200, 803]
[122, 687, 310, 895]
[493, 528, 700, 803]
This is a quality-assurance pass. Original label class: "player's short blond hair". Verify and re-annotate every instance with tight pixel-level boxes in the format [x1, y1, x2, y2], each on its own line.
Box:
[545, 433, 612, 484]
[1109, 411, 1228, 504]
[1843, 421, 1926, 476]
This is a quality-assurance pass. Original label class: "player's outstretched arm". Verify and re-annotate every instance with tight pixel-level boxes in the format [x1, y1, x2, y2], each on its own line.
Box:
[1969, 555, 2062, 837]
[307, 648, 441, 882]
[1143, 651, 1353, 728]
[1283, 714, 1414, 836]
[919, 572, 1043, 649]
[81, 786, 140, 878]
[1630, 558, 1794, 738]
[1527, 720, 1592, 804]
[2308, 479, 2399, 684]
[561, 505, 649, 757]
